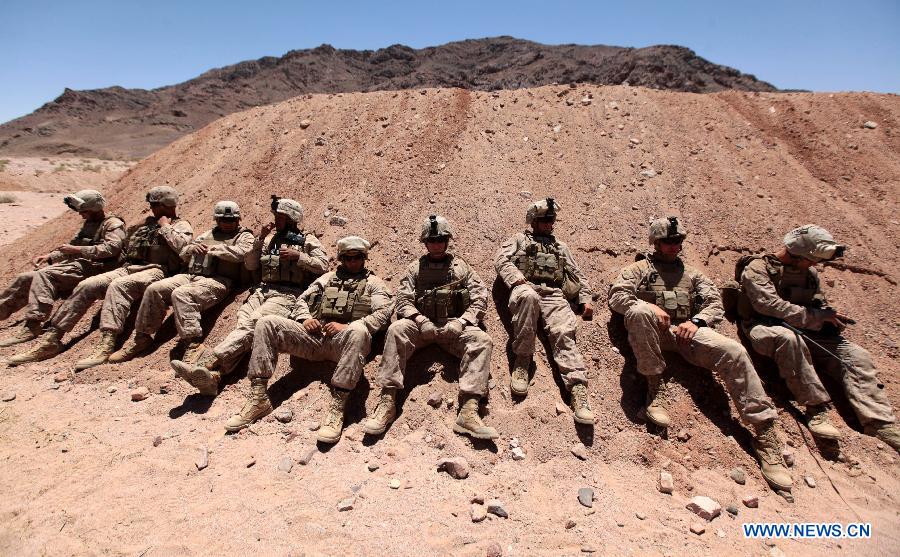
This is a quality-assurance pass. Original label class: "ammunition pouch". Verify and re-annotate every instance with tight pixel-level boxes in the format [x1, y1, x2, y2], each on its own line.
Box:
[312, 274, 372, 324]
[417, 287, 470, 320]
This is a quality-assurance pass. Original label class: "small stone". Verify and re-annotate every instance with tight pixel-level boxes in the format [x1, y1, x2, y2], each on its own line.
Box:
[307, 421, 319, 431]
[782, 449, 794, 467]
[676, 429, 691, 442]
[367, 462, 380, 472]
[509, 437, 519, 449]
[329, 216, 348, 227]
[658, 471, 674, 494]
[471, 495, 485, 504]
[519, 190, 532, 198]
[581, 546, 597, 553]
[314, 137, 326, 146]
[640, 169, 657, 178]
[629, 138, 642, 145]
[53, 372, 68, 383]
[556, 402, 568, 415]
[804, 476, 816, 488]
[511, 447, 526, 461]
[577, 487, 594, 508]
[389, 479, 401, 489]
[337, 495, 355, 511]
[686, 496, 721, 520]
[485, 542, 503, 557]
[1, 392, 15, 402]
[726, 505, 738, 516]
[278, 455, 293, 473]
[730, 467, 747, 485]
[862, 121, 878, 129]
[690, 522, 706, 535]
[152, 436, 162, 447]
[565, 518, 576, 529]
[273, 408, 293, 423]
[298, 448, 317, 465]
[636, 511, 647, 520]
[427, 391, 443, 408]
[486, 499, 508, 518]
[580, 97, 592, 106]
[552, 125, 561, 133]
[571, 443, 588, 460]
[742, 495, 759, 508]
[298, 119, 311, 129]
[195, 447, 209, 470]
[437, 457, 469, 479]
[245, 456, 256, 468]
[470, 504, 487, 523]
[130, 387, 150, 401]
[106, 386, 117, 394]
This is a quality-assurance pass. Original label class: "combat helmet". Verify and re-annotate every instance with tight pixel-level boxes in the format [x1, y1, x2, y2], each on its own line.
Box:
[648, 216, 687, 244]
[213, 200, 240, 220]
[783, 225, 845, 262]
[525, 198, 560, 224]
[63, 190, 105, 212]
[146, 186, 179, 207]
[420, 215, 453, 242]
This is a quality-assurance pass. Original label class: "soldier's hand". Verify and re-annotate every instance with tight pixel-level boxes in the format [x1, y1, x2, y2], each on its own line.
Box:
[31, 254, 49, 267]
[649, 304, 671, 330]
[303, 318, 323, 334]
[419, 320, 439, 341]
[442, 319, 464, 339]
[260, 222, 275, 238]
[187, 243, 209, 255]
[57, 244, 82, 255]
[157, 215, 171, 227]
[323, 322, 347, 337]
[580, 302, 594, 321]
[823, 312, 847, 332]
[279, 246, 301, 261]
[674, 321, 699, 344]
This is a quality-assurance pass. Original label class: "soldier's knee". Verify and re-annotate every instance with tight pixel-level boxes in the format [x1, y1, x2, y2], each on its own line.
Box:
[470, 330, 493, 350]
[170, 286, 193, 305]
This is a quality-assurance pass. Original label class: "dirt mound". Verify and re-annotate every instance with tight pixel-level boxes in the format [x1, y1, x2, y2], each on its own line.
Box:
[0, 37, 776, 159]
[0, 85, 898, 556]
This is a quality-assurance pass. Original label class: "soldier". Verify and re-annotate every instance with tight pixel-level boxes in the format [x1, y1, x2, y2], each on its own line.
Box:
[170, 196, 328, 390]
[363, 215, 499, 440]
[220, 236, 393, 441]
[609, 216, 792, 492]
[494, 198, 595, 424]
[737, 225, 900, 452]
[0, 190, 125, 347]
[105, 201, 255, 365]
[8, 186, 193, 367]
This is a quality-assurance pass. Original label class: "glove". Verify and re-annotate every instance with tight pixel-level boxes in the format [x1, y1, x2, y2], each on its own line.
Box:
[441, 319, 464, 339]
[418, 319, 439, 342]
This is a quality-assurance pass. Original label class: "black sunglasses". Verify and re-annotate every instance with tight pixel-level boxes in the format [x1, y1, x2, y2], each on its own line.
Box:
[341, 254, 366, 261]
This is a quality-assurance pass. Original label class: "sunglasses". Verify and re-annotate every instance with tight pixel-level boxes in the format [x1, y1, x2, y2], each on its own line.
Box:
[341, 254, 366, 261]
[425, 238, 448, 244]
[659, 238, 684, 246]
[535, 217, 556, 223]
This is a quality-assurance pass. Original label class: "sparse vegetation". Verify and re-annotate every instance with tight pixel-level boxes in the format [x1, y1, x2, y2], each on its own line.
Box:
[0, 159, 9, 172]
[0, 192, 18, 203]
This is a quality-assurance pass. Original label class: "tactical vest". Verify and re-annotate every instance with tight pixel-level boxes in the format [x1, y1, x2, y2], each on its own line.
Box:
[310, 271, 373, 324]
[124, 218, 185, 273]
[260, 230, 313, 287]
[513, 235, 565, 288]
[71, 215, 125, 271]
[736, 255, 822, 320]
[187, 228, 251, 283]
[634, 257, 695, 322]
[414, 255, 470, 320]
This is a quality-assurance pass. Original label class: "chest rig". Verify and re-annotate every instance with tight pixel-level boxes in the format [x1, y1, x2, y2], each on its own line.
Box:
[260, 229, 310, 287]
[311, 270, 373, 324]
[124, 218, 184, 273]
[414, 255, 470, 320]
[71, 215, 124, 271]
[187, 228, 250, 283]
[513, 233, 565, 288]
[635, 256, 696, 322]
[736, 255, 823, 320]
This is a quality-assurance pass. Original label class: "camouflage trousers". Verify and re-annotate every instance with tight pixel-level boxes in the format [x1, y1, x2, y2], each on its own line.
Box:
[49, 265, 165, 335]
[210, 284, 299, 374]
[248, 315, 372, 390]
[0, 261, 85, 322]
[744, 322, 895, 426]
[508, 284, 587, 390]
[376, 318, 492, 397]
[134, 274, 230, 340]
[625, 303, 777, 425]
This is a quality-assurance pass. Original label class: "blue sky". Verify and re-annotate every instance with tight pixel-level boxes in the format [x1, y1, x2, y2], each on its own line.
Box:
[2, 0, 899, 124]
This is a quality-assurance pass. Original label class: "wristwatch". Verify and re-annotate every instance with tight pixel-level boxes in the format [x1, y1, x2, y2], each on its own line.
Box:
[690, 318, 707, 327]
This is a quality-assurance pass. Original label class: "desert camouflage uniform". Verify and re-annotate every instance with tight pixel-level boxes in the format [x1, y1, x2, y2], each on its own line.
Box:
[609, 253, 778, 425]
[494, 231, 593, 389]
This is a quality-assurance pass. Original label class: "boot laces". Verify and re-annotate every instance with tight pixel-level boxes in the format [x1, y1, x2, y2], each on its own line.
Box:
[372, 393, 394, 421]
[649, 379, 668, 407]
[755, 425, 783, 464]
[572, 385, 590, 410]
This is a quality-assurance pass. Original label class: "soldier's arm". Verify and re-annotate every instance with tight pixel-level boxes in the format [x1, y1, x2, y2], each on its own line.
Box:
[741, 261, 828, 330]
[159, 219, 194, 253]
[692, 271, 724, 326]
[296, 234, 329, 273]
[78, 218, 126, 260]
[395, 263, 421, 320]
[493, 234, 527, 287]
[460, 263, 488, 325]
[179, 230, 209, 262]
[354, 277, 395, 334]
[559, 242, 594, 305]
[290, 277, 326, 322]
[607, 263, 645, 315]
[244, 232, 269, 271]
[208, 230, 256, 262]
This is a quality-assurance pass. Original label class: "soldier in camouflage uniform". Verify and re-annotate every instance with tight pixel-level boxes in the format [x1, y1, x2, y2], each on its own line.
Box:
[172, 197, 328, 388]
[494, 198, 595, 424]
[106, 201, 255, 365]
[8, 187, 193, 368]
[609, 216, 792, 492]
[738, 225, 900, 452]
[0, 190, 125, 348]
[222, 236, 393, 441]
[364, 215, 499, 440]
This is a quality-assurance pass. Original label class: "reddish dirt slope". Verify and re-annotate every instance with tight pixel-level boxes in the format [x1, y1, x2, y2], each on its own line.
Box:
[0, 86, 897, 556]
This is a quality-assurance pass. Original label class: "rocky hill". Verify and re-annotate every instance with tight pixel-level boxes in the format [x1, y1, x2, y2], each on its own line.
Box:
[0, 85, 897, 556]
[0, 37, 776, 159]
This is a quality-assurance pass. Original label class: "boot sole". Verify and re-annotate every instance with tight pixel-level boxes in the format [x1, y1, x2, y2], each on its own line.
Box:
[363, 422, 390, 436]
[761, 473, 793, 492]
[452, 424, 500, 440]
[573, 414, 595, 425]
[0, 337, 37, 348]
[317, 432, 341, 444]
[74, 360, 107, 371]
[510, 384, 529, 397]
[809, 429, 842, 441]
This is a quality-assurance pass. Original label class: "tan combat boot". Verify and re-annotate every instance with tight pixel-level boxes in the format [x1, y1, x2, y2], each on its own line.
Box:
[171, 357, 221, 396]
[317, 387, 350, 444]
[805, 404, 841, 441]
[225, 377, 272, 432]
[363, 388, 397, 435]
[6, 327, 63, 366]
[645, 374, 671, 428]
[74, 331, 118, 370]
[868, 422, 900, 454]
[0, 320, 43, 347]
[753, 420, 793, 492]
[569, 383, 594, 425]
[180, 338, 205, 364]
[453, 395, 499, 440]
[510, 354, 531, 396]
[108, 332, 154, 363]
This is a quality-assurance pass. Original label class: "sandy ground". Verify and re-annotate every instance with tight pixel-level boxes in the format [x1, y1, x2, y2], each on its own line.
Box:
[0, 85, 898, 556]
[0, 156, 134, 193]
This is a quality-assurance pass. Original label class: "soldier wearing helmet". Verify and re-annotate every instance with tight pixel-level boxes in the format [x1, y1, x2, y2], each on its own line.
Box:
[9, 186, 193, 367]
[609, 215, 793, 493]
[494, 198, 595, 425]
[107, 201, 255, 366]
[174, 196, 328, 403]
[222, 236, 394, 440]
[738, 225, 900, 453]
[0, 190, 125, 349]
[364, 215, 499, 440]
